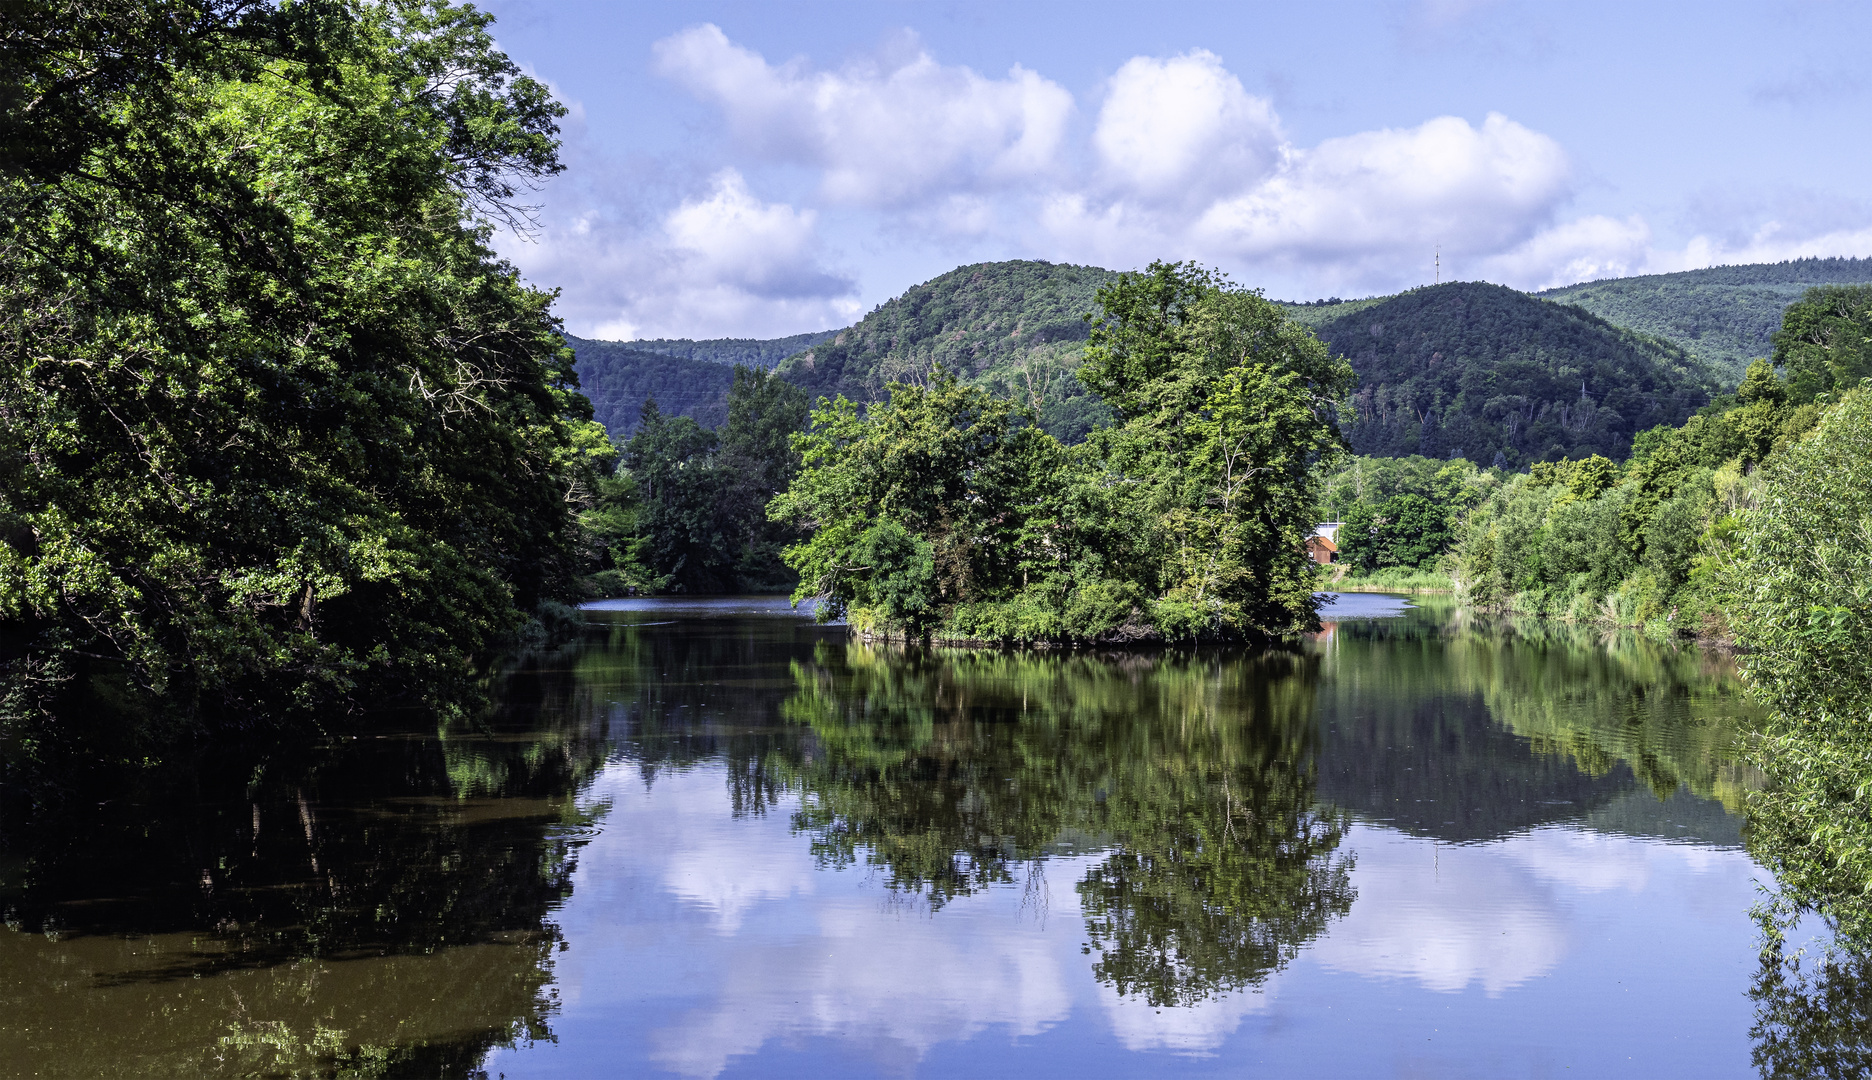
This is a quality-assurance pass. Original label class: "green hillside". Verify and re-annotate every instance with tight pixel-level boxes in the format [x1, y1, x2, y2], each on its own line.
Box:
[567, 336, 740, 436]
[775, 260, 1121, 440]
[1540, 257, 1872, 378]
[1311, 282, 1719, 465]
[577, 258, 1796, 452]
[626, 330, 838, 369]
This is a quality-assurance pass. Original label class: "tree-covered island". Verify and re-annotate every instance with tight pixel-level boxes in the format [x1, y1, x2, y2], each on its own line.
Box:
[769, 262, 1353, 645]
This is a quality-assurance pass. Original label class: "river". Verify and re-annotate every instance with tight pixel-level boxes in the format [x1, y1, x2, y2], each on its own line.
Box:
[0, 593, 1822, 1077]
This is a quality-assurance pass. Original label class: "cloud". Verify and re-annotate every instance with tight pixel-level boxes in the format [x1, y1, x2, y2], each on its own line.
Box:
[551, 766, 1074, 1079]
[1478, 213, 1652, 290]
[1094, 50, 1283, 205]
[663, 170, 848, 300]
[514, 36, 1872, 339]
[1043, 111, 1575, 293]
[1308, 827, 1567, 996]
[1204, 113, 1570, 260]
[1097, 980, 1272, 1055]
[500, 168, 861, 340]
[654, 24, 1073, 208]
[1657, 223, 1872, 274]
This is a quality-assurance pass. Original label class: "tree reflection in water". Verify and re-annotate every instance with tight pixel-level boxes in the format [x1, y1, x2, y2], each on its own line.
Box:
[0, 650, 610, 1078]
[1748, 810, 1872, 1079]
[772, 640, 1356, 1007]
[1751, 937, 1872, 1080]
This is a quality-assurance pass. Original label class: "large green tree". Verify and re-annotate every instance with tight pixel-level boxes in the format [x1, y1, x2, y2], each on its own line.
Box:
[585, 367, 810, 595]
[0, 0, 604, 756]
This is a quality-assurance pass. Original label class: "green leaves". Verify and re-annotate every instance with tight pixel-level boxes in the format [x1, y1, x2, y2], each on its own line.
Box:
[1724, 387, 1872, 943]
[0, 2, 596, 755]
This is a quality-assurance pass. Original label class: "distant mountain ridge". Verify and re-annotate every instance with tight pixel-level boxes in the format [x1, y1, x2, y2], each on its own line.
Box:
[568, 256, 1861, 455]
[1538, 257, 1872, 378]
[774, 260, 1119, 440]
[623, 331, 839, 370]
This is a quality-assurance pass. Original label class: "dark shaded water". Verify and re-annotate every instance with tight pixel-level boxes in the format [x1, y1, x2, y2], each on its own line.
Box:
[0, 594, 1821, 1077]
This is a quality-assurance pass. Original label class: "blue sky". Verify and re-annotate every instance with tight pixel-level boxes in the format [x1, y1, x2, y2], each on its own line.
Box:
[480, 0, 1872, 340]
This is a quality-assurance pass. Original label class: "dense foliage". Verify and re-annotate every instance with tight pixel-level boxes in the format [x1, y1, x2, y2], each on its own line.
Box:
[1771, 284, 1872, 406]
[567, 329, 839, 438]
[583, 367, 808, 594]
[1449, 300, 1836, 630]
[1318, 455, 1492, 576]
[772, 262, 1353, 644]
[626, 330, 837, 369]
[1542, 257, 1872, 379]
[1311, 282, 1718, 466]
[0, 0, 603, 758]
[775, 260, 1121, 442]
[1723, 388, 1872, 942]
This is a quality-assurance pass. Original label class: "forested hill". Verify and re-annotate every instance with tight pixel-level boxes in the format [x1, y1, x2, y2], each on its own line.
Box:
[624, 330, 838, 369]
[1312, 282, 1719, 465]
[774, 260, 1121, 438]
[1539, 257, 1872, 378]
[567, 330, 840, 437]
[574, 259, 1770, 451]
[567, 337, 740, 436]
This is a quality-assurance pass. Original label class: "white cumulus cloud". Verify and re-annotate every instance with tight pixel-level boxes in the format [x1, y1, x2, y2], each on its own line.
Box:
[654, 24, 1073, 209]
[663, 169, 847, 300]
[1209, 113, 1570, 258]
[1041, 111, 1576, 294]
[1479, 213, 1652, 290]
[511, 36, 1872, 339]
[500, 167, 860, 341]
[1094, 50, 1284, 206]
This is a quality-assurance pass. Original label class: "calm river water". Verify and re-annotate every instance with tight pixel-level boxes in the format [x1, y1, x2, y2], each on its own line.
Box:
[0, 594, 1808, 1077]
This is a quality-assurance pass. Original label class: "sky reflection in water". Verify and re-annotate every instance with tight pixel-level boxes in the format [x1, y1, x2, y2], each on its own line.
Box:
[0, 592, 1783, 1077]
[485, 594, 1766, 1078]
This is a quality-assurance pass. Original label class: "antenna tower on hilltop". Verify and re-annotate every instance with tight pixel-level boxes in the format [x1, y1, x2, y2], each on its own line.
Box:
[1435, 246, 1440, 284]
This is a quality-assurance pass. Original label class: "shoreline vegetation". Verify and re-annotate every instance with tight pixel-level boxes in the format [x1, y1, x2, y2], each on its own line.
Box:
[2, 2, 607, 775]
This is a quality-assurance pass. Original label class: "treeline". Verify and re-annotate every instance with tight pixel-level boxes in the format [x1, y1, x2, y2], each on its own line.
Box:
[1451, 285, 1871, 635]
[1312, 284, 1872, 629]
[1317, 455, 1489, 584]
[583, 368, 808, 595]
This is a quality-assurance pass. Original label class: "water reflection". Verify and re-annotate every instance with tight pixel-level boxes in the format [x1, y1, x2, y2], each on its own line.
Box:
[1311, 605, 1761, 840]
[0, 653, 608, 1077]
[774, 642, 1356, 1006]
[0, 597, 1781, 1077]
